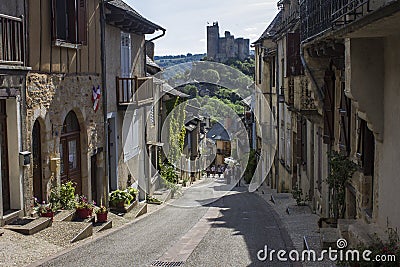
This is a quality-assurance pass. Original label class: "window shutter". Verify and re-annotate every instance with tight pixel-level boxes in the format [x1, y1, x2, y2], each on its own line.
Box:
[323, 71, 335, 145]
[339, 82, 351, 155]
[286, 31, 303, 76]
[363, 125, 375, 176]
[67, 0, 77, 43]
[77, 0, 87, 45]
[51, 0, 57, 41]
[296, 117, 302, 164]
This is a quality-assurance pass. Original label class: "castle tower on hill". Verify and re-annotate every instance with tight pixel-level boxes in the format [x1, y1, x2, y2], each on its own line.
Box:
[206, 22, 250, 63]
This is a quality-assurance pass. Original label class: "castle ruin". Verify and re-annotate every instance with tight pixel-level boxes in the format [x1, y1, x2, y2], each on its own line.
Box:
[207, 22, 250, 63]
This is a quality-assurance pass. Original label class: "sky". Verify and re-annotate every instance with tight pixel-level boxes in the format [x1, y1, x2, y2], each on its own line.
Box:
[128, 0, 279, 56]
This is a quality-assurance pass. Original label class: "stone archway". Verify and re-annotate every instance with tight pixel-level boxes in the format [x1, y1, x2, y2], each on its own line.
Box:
[60, 111, 82, 194]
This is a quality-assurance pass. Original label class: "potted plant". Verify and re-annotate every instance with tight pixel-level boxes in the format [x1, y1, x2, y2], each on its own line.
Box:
[75, 195, 95, 219]
[34, 198, 56, 219]
[95, 205, 108, 223]
[109, 190, 134, 208]
[127, 187, 138, 201]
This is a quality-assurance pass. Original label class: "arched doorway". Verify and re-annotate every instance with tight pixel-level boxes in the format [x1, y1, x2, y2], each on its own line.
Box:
[60, 111, 82, 194]
[32, 120, 43, 201]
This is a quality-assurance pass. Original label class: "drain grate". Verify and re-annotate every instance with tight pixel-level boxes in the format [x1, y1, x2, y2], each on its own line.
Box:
[151, 260, 184, 267]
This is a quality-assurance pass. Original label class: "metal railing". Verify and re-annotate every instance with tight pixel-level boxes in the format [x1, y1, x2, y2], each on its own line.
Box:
[300, 0, 371, 41]
[0, 14, 24, 65]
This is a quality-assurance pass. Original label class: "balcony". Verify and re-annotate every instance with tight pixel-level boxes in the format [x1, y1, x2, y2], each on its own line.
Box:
[0, 14, 25, 66]
[116, 76, 154, 109]
[300, 0, 371, 42]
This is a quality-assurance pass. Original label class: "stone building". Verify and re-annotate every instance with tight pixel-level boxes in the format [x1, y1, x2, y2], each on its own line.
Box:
[25, 0, 105, 209]
[104, 0, 165, 199]
[257, 0, 400, 246]
[207, 22, 250, 63]
[0, 1, 31, 225]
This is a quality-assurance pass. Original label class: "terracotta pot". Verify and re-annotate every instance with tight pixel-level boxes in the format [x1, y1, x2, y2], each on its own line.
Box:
[96, 212, 108, 223]
[40, 211, 54, 220]
[76, 208, 93, 219]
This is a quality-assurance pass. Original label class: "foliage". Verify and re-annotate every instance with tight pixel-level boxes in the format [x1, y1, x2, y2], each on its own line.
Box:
[182, 177, 190, 187]
[95, 205, 108, 214]
[327, 150, 357, 219]
[127, 187, 138, 200]
[109, 189, 134, 206]
[75, 195, 95, 210]
[243, 149, 257, 184]
[146, 194, 162, 204]
[33, 198, 55, 213]
[49, 181, 76, 210]
[159, 161, 178, 184]
[166, 97, 187, 166]
[225, 57, 255, 78]
[292, 184, 310, 206]
[338, 229, 400, 266]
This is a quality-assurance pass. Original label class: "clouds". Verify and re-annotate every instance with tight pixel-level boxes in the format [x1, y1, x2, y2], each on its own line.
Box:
[130, 0, 278, 55]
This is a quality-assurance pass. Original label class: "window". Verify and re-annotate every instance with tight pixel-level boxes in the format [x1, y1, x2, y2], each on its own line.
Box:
[52, 0, 87, 45]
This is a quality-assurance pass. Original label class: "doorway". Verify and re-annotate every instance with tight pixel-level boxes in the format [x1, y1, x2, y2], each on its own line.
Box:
[32, 120, 43, 201]
[60, 111, 82, 194]
[0, 100, 10, 211]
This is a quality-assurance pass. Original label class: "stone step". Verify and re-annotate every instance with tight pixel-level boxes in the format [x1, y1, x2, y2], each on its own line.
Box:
[4, 217, 52, 235]
[135, 203, 147, 218]
[93, 220, 112, 233]
[53, 210, 75, 222]
[34, 221, 93, 246]
[110, 200, 138, 214]
[320, 227, 339, 250]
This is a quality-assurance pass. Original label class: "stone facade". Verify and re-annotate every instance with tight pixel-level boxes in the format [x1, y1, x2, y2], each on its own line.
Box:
[24, 73, 105, 213]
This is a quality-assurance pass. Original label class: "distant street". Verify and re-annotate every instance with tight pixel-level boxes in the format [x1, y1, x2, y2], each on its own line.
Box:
[38, 177, 294, 267]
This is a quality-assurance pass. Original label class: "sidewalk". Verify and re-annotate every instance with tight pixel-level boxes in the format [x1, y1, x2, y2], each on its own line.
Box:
[256, 183, 336, 267]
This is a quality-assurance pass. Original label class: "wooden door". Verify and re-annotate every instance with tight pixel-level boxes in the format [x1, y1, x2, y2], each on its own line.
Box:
[0, 100, 10, 211]
[32, 120, 43, 201]
[60, 111, 82, 194]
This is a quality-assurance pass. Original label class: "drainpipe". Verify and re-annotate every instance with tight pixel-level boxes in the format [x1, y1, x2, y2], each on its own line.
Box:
[300, 41, 324, 102]
[275, 45, 279, 190]
[144, 29, 166, 74]
[142, 29, 165, 198]
[100, 0, 109, 205]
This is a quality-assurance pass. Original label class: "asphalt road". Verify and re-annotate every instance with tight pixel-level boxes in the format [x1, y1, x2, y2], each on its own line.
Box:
[38, 177, 294, 267]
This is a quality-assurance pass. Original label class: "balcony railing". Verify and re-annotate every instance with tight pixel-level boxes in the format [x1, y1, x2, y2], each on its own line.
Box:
[300, 0, 371, 41]
[0, 14, 25, 65]
[332, 0, 371, 26]
[116, 76, 154, 107]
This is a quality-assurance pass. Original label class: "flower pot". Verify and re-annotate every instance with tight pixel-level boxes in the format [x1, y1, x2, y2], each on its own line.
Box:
[40, 211, 54, 220]
[76, 208, 93, 219]
[116, 201, 125, 208]
[96, 212, 108, 223]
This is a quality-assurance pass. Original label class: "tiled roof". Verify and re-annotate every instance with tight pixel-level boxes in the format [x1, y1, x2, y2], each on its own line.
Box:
[253, 11, 282, 44]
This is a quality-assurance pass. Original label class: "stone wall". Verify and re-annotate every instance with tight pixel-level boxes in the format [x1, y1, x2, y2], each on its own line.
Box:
[24, 73, 105, 213]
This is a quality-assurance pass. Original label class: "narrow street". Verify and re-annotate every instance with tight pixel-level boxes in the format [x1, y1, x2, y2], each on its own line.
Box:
[36, 177, 293, 267]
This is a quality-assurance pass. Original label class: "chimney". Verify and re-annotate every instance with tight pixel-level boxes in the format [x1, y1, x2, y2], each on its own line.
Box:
[146, 42, 155, 60]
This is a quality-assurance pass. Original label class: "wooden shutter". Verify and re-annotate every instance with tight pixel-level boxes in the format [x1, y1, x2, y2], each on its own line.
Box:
[323, 70, 335, 145]
[67, 0, 77, 43]
[286, 31, 303, 76]
[339, 81, 351, 155]
[77, 0, 87, 45]
[296, 117, 302, 165]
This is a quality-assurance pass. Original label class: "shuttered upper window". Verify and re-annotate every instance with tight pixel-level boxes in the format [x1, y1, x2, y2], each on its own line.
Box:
[52, 0, 87, 45]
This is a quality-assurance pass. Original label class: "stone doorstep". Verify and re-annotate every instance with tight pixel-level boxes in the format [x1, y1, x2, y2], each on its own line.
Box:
[3, 217, 52, 235]
[320, 227, 340, 250]
[53, 210, 75, 222]
[337, 219, 357, 241]
[69, 222, 92, 243]
[135, 203, 147, 218]
[347, 221, 389, 247]
[1, 210, 23, 226]
[110, 199, 138, 214]
[92, 220, 112, 233]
